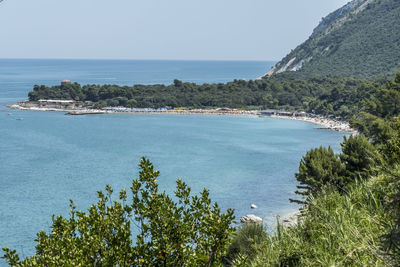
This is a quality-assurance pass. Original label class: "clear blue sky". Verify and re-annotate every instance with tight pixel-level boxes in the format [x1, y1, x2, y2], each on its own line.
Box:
[0, 0, 349, 60]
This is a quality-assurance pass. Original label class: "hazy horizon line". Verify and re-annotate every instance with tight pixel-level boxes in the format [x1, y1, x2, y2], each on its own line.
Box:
[0, 57, 278, 63]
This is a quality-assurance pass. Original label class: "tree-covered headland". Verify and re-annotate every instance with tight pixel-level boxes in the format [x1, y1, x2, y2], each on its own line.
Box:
[28, 74, 385, 119]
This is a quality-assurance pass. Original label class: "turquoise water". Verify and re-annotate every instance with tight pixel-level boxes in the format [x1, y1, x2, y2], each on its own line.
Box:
[0, 59, 346, 261]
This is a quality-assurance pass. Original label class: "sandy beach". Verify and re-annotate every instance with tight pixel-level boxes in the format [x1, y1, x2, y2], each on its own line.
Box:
[7, 102, 357, 134]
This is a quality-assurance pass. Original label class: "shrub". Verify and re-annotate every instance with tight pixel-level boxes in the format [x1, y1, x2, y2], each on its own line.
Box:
[250, 179, 393, 266]
[2, 158, 235, 266]
[225, 224, 267, 265]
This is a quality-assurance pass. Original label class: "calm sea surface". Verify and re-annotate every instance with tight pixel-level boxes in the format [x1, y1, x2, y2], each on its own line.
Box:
[0, 59, 346, 261]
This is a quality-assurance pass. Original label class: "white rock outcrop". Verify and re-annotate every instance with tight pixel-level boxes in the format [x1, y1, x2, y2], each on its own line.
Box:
[240, 214, 263, 224]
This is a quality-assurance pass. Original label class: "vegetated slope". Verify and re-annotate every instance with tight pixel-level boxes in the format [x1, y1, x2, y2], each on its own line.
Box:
[265, 0, 400, 78]
[27, 76, 384, 118]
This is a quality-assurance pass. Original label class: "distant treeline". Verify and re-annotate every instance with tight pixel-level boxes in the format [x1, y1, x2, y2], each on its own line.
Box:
[28, 74, 391, 118]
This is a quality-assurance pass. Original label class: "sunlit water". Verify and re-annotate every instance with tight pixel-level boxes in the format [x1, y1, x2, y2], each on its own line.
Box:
[0, 59, 346, 261]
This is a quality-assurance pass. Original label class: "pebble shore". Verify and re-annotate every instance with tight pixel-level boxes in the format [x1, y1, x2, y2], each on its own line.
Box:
[8, 103, 357, 134]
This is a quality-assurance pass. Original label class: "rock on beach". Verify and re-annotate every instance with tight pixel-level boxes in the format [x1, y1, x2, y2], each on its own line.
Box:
[240, 214, 263, 224]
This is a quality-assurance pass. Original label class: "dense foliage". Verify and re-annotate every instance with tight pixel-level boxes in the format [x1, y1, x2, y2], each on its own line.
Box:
[292, 146, 344, 203]
[340, 135, 377, 180]
[290, 135, 377, 204]
[2, 158, 235, 266]
[225, 224, 267, 265]
[268, 0, 400, 78]
[238, 177, 396, 266]
[27, 75, 384, 117]
[27, 74, 400, 127]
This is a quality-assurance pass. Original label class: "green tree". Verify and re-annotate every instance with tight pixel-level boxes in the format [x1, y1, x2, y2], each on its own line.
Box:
[2, 158, 235, 266]
[126, 98, 137, 108]
[340, 135, 377, 181]
[262, 93, 278, 109]
[381, 116, 400, 166]
[381, 165, 400, 264]
[173, 79, 183, 87]
[291, 146, 345, 204]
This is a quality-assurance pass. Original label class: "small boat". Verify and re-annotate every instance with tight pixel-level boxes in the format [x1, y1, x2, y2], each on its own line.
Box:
[16, 118, 23, 120]
[7, 113, 12, 115]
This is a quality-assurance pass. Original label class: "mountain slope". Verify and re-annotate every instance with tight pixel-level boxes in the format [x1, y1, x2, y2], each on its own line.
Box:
[265, 0, 400, 78]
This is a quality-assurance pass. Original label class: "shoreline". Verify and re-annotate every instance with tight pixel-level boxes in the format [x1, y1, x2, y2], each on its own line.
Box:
[8, 102, 348, 229]
[269, 114, 357, 134]
[7, 102, 357, 134]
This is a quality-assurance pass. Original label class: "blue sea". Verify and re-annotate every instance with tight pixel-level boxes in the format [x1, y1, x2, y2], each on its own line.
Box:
[0, 59, 347, 262]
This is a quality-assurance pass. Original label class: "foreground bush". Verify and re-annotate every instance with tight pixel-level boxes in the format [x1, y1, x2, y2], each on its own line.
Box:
[242, 177, 396, 266]
[2, 158, 235, 266]
[225, 224, 267, 265]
